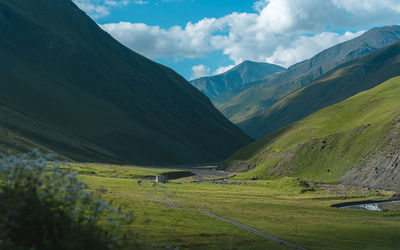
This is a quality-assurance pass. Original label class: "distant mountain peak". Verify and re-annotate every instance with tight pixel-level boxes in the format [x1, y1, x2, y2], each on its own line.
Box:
[240, 40, 400, 139]
[220, 25, 400, 124]
[190, 61, 285, 106]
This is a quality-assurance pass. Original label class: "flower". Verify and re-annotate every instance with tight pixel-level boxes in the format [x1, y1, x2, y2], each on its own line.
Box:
[0, 150, 134, 248]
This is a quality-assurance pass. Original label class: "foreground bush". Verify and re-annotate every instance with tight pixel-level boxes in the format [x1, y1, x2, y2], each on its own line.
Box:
[0, 151, 134, 249]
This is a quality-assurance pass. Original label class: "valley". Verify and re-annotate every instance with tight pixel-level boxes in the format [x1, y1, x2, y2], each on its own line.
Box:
[68, 162, 400, 249]
[1, 0, 400, 249]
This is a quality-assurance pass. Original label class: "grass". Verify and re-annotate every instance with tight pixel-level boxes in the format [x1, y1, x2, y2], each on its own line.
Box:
[222, 76, 400, 182]
[63, 163, 193, 180]
[69, 163, 400, 249]
[240, 41, 400, 139]
[220, 27, 400, 128]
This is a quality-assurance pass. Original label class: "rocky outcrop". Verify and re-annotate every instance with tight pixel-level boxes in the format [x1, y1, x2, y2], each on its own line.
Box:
[340, 116, 400, 188]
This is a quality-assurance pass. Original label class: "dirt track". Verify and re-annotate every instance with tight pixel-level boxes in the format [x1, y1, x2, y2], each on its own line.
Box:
[148, 197, 307, 250]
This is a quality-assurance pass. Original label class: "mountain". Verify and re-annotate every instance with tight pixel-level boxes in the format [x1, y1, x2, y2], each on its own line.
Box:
[241, 41, 400, 139]
[220, 25, 400, 124]
[190, 61, 285, 106]
[0, 0, 252, 165]
[220, 76, 400, 189]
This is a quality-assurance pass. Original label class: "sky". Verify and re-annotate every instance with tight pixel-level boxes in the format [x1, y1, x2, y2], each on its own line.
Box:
[73, 0, 400, 80]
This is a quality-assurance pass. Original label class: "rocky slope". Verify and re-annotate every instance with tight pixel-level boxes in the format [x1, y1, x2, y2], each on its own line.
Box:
[220, 76, 400, 189]
[340, 115, 400, 189]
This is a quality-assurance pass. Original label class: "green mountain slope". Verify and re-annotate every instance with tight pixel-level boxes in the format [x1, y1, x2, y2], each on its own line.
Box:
[190, 61, 285, 106]
[241, 41, 400, 139]
[220, 25, 400, 124]
[220, 76, 400, 188]
[0, 0, 252, 165]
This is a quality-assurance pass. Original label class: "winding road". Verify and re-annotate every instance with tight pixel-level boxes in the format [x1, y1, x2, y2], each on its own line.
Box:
[147, 197, 307, 250]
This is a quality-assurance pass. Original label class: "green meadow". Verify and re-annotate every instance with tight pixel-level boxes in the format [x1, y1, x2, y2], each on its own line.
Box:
[223, 76, 400, 183]
[68, 163, 400, 249]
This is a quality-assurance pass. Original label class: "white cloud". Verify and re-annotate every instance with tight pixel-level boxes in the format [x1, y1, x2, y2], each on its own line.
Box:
[214, 65, 236, 75]
[191, 65, 210, 80]
[99, 0, 400, 67]
[101, 17, 225, 58]
[74, 0, 110, 19]
[134, 0, 149, 4]
[73, 0, 131, 19]
[265, 31, 365, 67]
[105, 0, 130, 6]
[332, 0, 400, 13]
[253, 0, 268, 12]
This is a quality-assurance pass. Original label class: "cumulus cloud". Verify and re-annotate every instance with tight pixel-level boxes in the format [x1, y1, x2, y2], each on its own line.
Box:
[134, 0, 149, 4]
[73, 0, 131, 19]
[214, 65, 236, 75]
[99, 0, 400, 67]
[102, 18, 224, 58]
[191, 65, 210, 80]
[265, 31, 365, 67]
[332, 0, 400, 13]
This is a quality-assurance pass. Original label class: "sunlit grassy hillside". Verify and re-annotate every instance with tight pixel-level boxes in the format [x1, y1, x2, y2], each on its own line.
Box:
[221, 76, 400, 185]
[220, 26, 400, 125]
[241, 41, 400, 139]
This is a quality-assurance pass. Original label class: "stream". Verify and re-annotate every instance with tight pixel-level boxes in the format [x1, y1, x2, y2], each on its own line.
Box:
[338, 200, 400, 211]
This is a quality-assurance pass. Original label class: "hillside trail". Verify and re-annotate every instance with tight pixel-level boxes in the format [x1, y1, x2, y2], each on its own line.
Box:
[146, 197, 307, 250]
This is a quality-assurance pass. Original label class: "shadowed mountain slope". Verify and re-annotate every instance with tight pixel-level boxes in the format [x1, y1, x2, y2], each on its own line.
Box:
[220, 25, 400, 124]
[0, 0, 252, 165]
[190, 61, 285, 106]
[241, 41, 400, 139]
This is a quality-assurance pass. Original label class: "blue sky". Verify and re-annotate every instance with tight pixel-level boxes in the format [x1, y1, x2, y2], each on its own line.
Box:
[97, 1, 255, 28]
[74, 0, 400, 80]
[97, 0, 255, 79]
[77, 0, 258, 79]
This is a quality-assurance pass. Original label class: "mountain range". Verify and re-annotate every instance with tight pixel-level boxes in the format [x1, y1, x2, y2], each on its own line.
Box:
[218, 25, 400, 125]
[190, 61, 285, 107]
[0, 0, 252, 165]
[221, 76, 400, 188]
[220, 41, 400, 188]
[241, 41, 400, 139]
[1, 0, 400, 190]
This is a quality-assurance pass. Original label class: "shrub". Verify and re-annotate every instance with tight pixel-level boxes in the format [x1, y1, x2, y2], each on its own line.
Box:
[0, 150, 134, 250]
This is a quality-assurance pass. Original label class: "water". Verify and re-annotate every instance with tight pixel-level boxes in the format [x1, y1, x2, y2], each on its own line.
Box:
[341, 200, 400, 211]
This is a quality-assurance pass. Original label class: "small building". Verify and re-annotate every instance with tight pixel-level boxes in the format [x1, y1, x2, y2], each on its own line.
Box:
[155, 175, 168, 183]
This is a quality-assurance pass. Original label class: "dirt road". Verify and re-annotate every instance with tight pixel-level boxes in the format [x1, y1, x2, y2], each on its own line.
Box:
[148, 198, 307, 250]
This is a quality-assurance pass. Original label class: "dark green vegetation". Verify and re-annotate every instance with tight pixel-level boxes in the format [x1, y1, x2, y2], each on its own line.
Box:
[190, 61, 285, 106]
[72, 163, 400, 249]
[242, 41, 400, 139]
[0, 0, 252, 165]
[220, 25, 400, 124]
[221, 76, 400, 189]
[0, 153, 134, 250]
[68, 163, 194, 180]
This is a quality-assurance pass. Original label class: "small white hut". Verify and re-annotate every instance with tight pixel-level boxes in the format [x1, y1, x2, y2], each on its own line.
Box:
[155, 175, 168, 183]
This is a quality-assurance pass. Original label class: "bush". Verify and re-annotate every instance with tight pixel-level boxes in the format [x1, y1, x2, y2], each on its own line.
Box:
[0, 150, 134, 250]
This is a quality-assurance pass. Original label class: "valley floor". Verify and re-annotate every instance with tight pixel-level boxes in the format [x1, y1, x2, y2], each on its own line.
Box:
[68, 163, 400, 249]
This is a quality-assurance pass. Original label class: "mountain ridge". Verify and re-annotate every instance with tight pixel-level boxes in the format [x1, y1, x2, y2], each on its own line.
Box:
[241, 40, 400, 138]
[220, 75, 400, 188]
[190, 60, 285, 106]
[0, 0, 253, 165]
[220, 25, 400, 124]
